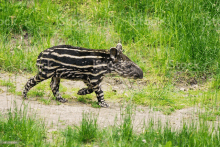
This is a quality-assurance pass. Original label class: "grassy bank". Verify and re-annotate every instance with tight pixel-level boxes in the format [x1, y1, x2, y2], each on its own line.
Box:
[0, 0, 219, 76]
[0, 103, 219, 146]
[0, 102, 48, 146]
[63, 107, 220, 147]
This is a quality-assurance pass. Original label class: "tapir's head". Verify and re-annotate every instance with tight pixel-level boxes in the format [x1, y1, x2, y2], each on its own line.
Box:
[109, 43, 143, 79]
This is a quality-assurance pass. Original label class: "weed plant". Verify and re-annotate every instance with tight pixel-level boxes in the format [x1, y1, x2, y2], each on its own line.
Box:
[0, 102, 48, 146]
[63, 112, 98, 146]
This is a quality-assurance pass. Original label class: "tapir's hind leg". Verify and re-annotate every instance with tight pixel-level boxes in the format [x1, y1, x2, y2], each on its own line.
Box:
[77, 80, 93, 95]
[50, 77, 67, 103]
[23, 72, 52, 99]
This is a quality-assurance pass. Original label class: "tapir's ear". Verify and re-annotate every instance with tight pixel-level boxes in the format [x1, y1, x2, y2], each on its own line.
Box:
[116, 43, 122, 52]
[110, 47, 118, 60]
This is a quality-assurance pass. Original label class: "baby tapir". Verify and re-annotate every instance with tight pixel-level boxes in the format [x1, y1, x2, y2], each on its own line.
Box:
[23, 43, 143, 107]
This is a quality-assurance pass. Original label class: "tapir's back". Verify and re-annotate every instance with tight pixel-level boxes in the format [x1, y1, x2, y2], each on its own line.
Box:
[36, 45, 111, 78]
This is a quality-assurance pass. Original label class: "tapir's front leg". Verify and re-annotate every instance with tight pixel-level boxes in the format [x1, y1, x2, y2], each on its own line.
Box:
[92, 82, 109, 108]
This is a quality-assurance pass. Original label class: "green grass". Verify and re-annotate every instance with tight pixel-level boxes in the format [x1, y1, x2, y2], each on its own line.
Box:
[0, 79, 16, 93]
[122, 82, 219, 115]
[0, 100, 219, 147]
[0, 102, 48, 146]
[62, 104, 220, 147]
[139, 121, 220, 147]
[75, 112, 98, 143]
[77, 95, 101, 108]
[0, 0, 219, 76]
[198, 111, 218, 121]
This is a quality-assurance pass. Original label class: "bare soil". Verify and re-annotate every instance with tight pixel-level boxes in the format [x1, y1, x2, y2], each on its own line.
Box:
[0, 72, 219, 133]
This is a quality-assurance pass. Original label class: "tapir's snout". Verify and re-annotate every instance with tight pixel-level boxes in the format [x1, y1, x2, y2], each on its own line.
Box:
[137, 68, 143, 79]
[132, 65, 143, 79]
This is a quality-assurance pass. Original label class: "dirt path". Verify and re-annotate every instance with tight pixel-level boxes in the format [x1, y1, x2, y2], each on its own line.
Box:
[0, 92, 201, 132]
[0, 72, 219, 133]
